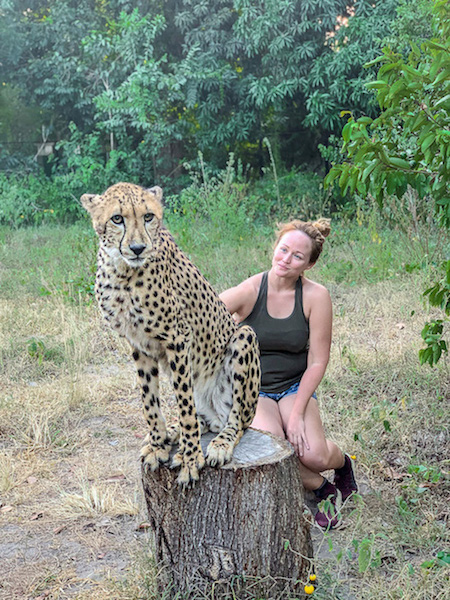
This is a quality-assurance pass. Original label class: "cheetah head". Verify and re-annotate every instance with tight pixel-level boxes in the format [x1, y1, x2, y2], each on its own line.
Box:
[81, 182, 164, 268]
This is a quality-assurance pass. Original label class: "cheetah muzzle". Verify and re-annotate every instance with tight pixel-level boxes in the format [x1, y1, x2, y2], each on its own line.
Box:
[81, 182, 261, 484]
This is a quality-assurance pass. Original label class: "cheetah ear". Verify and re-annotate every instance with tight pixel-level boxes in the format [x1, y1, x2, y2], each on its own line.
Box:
[80, 193, 101, 214]
[146, 186, 163, 204]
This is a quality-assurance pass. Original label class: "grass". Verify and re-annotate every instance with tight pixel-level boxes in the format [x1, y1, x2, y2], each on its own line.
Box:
[0, 213, 448, 600]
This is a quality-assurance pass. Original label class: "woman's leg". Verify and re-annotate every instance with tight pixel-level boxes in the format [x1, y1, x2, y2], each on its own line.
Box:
[251, 395, 285, 437]
[278, 393, 356, 529]
[278, 394, 345, 475]
[251, 395, 325, 490]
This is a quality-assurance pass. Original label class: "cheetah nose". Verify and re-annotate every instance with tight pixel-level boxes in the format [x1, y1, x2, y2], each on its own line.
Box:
[130, 243, 146, 256]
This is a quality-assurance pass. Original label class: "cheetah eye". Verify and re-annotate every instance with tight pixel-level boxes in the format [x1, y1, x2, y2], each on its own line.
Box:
[144, 213, 154, 222]
[111, 214, 124, 225]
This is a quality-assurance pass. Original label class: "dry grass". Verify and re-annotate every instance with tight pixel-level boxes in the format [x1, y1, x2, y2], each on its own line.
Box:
[0, 222, 448, 600]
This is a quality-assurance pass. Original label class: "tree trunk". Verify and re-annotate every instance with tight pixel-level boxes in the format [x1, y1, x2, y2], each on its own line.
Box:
[141, 428, 313, 600]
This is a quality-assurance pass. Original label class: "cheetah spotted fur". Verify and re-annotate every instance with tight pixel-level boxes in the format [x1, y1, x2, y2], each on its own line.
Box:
[81, 182, 261, 483]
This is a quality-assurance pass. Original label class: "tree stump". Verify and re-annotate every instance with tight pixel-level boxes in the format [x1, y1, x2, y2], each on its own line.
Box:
[141, 428, 313, 600]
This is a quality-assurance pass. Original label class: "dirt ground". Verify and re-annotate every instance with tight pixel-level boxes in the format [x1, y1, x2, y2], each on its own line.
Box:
[1, 388, 148, 599]
[1, 362, 361, 600]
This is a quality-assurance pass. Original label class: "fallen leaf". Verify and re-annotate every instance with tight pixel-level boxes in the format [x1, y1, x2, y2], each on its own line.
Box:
[138, 522, 151, 530]
[396, 322, 405, 330]
[97, 552, 106, 559]
[381, 466, 410, 481]
[53, 525, 66, 534]
[0, 505, 13, 513]
[30, 512, 44, 521]
[134, 432, 144, 439]
[104, 473, 126, 482]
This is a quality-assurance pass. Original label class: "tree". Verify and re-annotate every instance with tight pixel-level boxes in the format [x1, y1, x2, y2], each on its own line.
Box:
[1, 0, 356, 172]
[325, 0, 449, 365]
[174, 0, 351, 168]
[303, 0, 399, 132]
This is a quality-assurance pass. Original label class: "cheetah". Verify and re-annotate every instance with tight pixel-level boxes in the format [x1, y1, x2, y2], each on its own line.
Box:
[81, 182, 260, 484]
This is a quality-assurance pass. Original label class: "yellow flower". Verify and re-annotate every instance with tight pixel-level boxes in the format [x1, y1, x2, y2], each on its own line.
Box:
[350, 455, 357, 460]
[309, 574, 317, 581]
[304, 584, 315, 595]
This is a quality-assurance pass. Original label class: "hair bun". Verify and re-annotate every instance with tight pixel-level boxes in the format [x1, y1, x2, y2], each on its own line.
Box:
[312, 218, 331, 238]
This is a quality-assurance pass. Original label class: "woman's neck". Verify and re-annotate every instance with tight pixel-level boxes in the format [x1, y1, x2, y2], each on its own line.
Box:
[267, 268, 302, 292]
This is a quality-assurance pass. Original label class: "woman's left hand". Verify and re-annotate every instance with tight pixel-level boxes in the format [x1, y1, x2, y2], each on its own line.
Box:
[286, 415, 310, 458]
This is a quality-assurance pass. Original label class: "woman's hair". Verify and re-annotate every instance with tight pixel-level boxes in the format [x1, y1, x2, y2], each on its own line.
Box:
[274, 218, 331, 264]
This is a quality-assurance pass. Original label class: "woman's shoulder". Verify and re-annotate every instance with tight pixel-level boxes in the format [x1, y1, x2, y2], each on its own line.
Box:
[302, 277, 331, 321]
[219, 271, 265, 319]
[302, 277, 330, 299]
[245, 271, 265, 293]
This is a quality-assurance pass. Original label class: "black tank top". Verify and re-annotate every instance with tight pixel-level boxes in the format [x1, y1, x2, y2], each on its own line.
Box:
[242, 272, 309, 393]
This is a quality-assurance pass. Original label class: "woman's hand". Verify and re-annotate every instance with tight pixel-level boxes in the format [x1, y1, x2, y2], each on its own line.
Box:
[286, 415, 310, 458]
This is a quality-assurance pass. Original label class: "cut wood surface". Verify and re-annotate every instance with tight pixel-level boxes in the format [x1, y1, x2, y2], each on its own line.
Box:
[142, 428, 313, 599]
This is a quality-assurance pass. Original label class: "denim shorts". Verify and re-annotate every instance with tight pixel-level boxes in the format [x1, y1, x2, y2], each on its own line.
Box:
[259, 381, 317, 402]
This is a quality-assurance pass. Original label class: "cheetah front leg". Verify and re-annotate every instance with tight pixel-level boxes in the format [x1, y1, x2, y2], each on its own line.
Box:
[206, 326, 260, 467]
[166, 342, 205, 484]
[132, 349, 171, 470]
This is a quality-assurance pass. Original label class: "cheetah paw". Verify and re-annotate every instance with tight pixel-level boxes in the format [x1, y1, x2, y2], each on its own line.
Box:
[141, 444, 170, 471]
[206, 439, 234, 467]
[172, 449, 205, 485]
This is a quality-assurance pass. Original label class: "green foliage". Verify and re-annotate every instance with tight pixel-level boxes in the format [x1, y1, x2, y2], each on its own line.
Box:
[421, 550, 450, 570]
[26, 337, 65, 365]
[326, 0, 450, 365]
[325, 1, 449, 217]
[386, 0, 434, 54]
[3, 0, 399, 176]
[304, 0, 399, 130]
[166, 153, 258, 247]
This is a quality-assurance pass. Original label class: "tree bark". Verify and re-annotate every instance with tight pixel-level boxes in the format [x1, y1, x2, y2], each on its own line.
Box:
[141, 428, 313, 600]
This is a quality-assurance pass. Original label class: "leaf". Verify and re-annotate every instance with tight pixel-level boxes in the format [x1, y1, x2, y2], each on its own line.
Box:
[433, 69, 450, 86]
[388, 157, 411, 170]
[358, 539, 372, 573]
[366, 80, 388, 90]
[434, 94, 450, 109]
[361, 159, 378, 182]
[342, 122, 354, 143]
[365, 55, 387, 68]
[30, 512, 44, 521]
[421, 133, 435, 154]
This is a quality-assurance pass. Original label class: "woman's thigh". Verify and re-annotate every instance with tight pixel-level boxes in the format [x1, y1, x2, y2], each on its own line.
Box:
[278, 394, 330, 465]
[251, 396, 285, 438]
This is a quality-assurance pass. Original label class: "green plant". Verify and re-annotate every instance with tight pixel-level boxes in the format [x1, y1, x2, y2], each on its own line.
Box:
[421, 550, 450, 569]
[352, 535, 383, 573]
[325, 0, 450, 365]
[167, 152, 258, 247]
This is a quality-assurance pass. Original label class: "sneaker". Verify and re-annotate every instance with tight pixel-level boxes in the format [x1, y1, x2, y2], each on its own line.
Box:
[313, 479, 342, 530]
[334, 454, 358, 501]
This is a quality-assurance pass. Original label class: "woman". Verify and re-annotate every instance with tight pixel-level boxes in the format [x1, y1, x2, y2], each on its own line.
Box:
[220, 219, 357, 529]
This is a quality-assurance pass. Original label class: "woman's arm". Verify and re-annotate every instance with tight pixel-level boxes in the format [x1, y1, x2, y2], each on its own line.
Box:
[285, 283, 332, 456]
[219, 274, 262, 322]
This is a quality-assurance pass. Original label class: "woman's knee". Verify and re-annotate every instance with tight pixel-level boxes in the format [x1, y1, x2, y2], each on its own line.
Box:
[300, 448, 332, 473]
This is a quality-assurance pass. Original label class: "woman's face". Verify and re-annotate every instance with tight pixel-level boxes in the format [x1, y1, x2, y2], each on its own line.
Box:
[272, 230, 313, 279]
